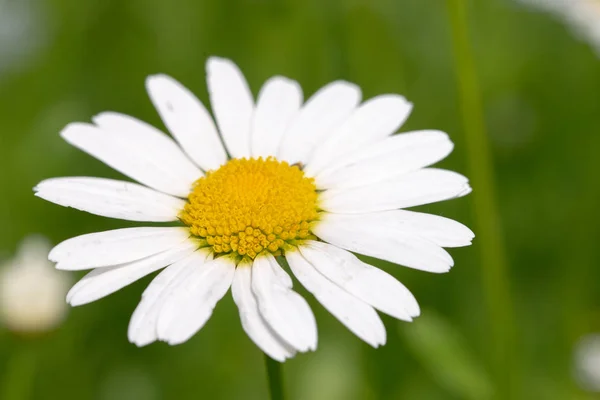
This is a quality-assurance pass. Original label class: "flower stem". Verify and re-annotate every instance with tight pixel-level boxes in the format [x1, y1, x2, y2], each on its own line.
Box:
[264, 354, 285, 400]
[1, 345, 37, 400]
[445, 0, 517, 397]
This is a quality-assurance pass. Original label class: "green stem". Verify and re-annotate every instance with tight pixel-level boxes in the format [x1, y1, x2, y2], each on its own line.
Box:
[1, 345, 37, 400]
[445, 0, 516, 398]
[264, 354, 285, 400]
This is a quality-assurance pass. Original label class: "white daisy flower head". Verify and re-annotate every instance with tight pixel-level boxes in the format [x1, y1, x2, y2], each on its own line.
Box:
[0, 235, 70, 333]
[574, 333, 600, 392]
[518, 0, 600, 55]
[34, 57, 473, 361]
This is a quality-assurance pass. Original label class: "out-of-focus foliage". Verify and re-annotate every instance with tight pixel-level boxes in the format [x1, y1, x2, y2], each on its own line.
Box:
[1, 0, 599, 399]
[401, 310, 493, 400]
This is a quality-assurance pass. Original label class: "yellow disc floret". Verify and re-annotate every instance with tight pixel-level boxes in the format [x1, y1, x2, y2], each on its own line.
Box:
[180, 157, 319, 259]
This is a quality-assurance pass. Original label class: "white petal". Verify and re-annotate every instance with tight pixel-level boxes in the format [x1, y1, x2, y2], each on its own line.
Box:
[251, 254, 317, 352]
[320, 168, 472, 214]
[299, 241, 419, 320]
[318, 211, 474, 248]
[277, 81, 361, 165]
[206, 57, 254, 159]
[83, 113, 202, 197]
[286, 250, 386, 348]
[34, 177, 186, 222]
[314, 130, 454, 190]
[305, 95, 412, 175]
[313, 214, 454, 273]
[390, 210, 474, 248]
[157, 254, 235, 345]
[128, 249, 210, 347]
[66, 241, 197, 306]
[145, 74, 227, 171]
[251, 76, 303, 158]
[50, 227, 191, 270]
[232, 260, 296, 361]
[268, 255, 293, 289]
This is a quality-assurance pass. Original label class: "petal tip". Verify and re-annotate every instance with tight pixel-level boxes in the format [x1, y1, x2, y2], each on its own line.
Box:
[206, 56, 236, 74]
[145, 74, 179, 100]
[59, 122, 88, 141]
[54, 262, 68, 270]
[130, 337, 153, 348]
[146, 73, 170, 86]
[461, 184, 473, 196]
[332, 79, 361, 96]
[68, 298, 82, 307]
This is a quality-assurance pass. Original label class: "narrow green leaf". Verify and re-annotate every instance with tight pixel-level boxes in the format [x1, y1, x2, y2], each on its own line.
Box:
[400, 311, 494, 400]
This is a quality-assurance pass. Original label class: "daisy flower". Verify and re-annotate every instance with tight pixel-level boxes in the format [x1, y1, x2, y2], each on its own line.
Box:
[34, 57, 473, 361]
[518, 0, 600, 55]
[0, 235, 70, 333]
[574, 333, 600, 392]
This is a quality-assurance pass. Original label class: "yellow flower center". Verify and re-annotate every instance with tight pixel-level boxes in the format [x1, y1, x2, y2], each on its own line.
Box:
[180, 157, 319, 259]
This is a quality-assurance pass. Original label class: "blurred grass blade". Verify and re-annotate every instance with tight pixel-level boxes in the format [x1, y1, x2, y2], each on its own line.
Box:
[1, 345, 37, 400]
[400, 311, 494, 400]
[445, 0, 516, 397]
[265, 355, 285, 400]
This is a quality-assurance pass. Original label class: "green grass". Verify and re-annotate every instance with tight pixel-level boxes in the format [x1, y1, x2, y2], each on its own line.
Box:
[1, 0, 599, 398]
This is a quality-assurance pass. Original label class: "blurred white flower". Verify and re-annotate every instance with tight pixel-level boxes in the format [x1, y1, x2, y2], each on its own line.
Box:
[518, 0, 600, 55]
[0, 235, 70, 333]
[0, 0, 49, 80]
[573, 333, 600, 392]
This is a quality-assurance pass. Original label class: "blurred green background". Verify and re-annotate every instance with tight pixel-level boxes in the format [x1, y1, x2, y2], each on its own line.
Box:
[1, 0, 599, 399]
